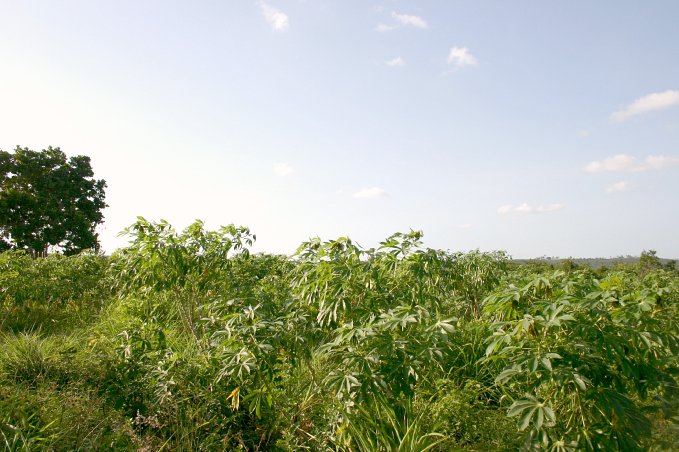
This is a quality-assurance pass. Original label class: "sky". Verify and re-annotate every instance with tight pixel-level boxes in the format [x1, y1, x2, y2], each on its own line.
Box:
[1, 0, 679, 258]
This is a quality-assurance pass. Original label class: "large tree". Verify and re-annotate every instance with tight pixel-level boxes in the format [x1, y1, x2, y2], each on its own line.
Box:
[0, 146, 107, 256]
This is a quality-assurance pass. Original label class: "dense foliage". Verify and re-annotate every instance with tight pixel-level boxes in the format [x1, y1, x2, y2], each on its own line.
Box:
[1, 220, 677, 450]
[0, 146, 107, 256]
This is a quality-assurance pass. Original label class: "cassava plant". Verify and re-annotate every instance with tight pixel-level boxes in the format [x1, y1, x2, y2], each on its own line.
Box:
[111, 218, 255, 340]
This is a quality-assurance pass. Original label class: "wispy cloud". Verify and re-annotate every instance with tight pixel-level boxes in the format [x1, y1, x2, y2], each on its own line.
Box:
[610, 90, 679, 122]
[354, 187, 388, 199]
[606, 181, 628, 194]
[498, 203, 563, 216]
[391, 12, 428, 29]
[644, 155, 679, 170]
[273, 162, 293, 176]
[583, 154, 636, 173]
[376, 23, 396, 32]
[258, 1, 289, 32]
[584, 154, 679, 173]
[447, 47, 478, 67]
[377, 12, 428, 31]
[386, 57, 405, 67]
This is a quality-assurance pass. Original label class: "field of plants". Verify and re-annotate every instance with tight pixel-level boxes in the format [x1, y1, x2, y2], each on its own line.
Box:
[1, 219, 678, 451]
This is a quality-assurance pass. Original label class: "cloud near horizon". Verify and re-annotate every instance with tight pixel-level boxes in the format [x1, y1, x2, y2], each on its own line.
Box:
[610, 90, 679, 122]
[584, 154, 679, 173]
[258, 1, 289, 32]
[447, 47, 478, 67]
[273, 162, 293, 176]
[386, 57, 405, 67]
[353, 187, 388, 199]
[498, 203, 563, 216]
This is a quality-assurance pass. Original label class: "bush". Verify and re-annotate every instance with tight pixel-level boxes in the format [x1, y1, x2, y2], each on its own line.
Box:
[0, 251, 111, 332]
[1, 223, 677, 450]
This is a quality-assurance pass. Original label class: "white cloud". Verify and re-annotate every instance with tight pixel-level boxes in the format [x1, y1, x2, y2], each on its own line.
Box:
[391, 12, 428, 29]
[584, 154, 679, 173]
[610, 90, 679, 122]
[643, 155, 679, 171]
[273, 162, 293, 176]
[258, 1, 289, 32]
[498, 203, 563, 216]
[447, 47, 478, 67]
[353, 187, 388, 199]
[606, 181, 628, 194]
[376, 23, 396, 32]
[583, 154, 636, 173]
[386, 57, 405, 67]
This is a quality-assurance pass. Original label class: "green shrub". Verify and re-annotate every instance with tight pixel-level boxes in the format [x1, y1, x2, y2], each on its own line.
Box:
[0, 251, 112, 333]
[1, 222, 677, 450]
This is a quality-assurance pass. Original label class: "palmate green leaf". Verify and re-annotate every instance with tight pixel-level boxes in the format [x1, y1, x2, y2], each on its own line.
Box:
[638, 331, 653, 348]
[541, 357, 552, 371]
[507, 396, 555, 433]
[573, 373, 587, 391]
[530, 357, 538, 372]
[344, 373, 360, 393]
[315, 341, 336, 355]
[507, 399, 537, 417]
[243, 388, 272, 418]
[377, 305, 423, 331]
[325, 371, 362, 401]
[496, 366, 523, 384]
[513, 315, 535, 336]
[215, 347, 258, 382]
[426, 317, 457, 335]
[519, 408, 536, 431]
[543, 405, 555, 423]
[535, 407, 544, 430]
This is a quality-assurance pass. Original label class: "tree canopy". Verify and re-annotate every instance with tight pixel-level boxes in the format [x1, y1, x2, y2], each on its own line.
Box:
[0, 146, 107, 256]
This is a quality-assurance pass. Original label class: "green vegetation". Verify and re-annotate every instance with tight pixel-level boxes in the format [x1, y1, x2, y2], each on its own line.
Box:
[1, 220, 677, 450]
[0, 146, 107, 257]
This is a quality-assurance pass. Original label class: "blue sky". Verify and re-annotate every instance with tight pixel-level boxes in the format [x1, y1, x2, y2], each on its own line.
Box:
[2, 1, 678, 258]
